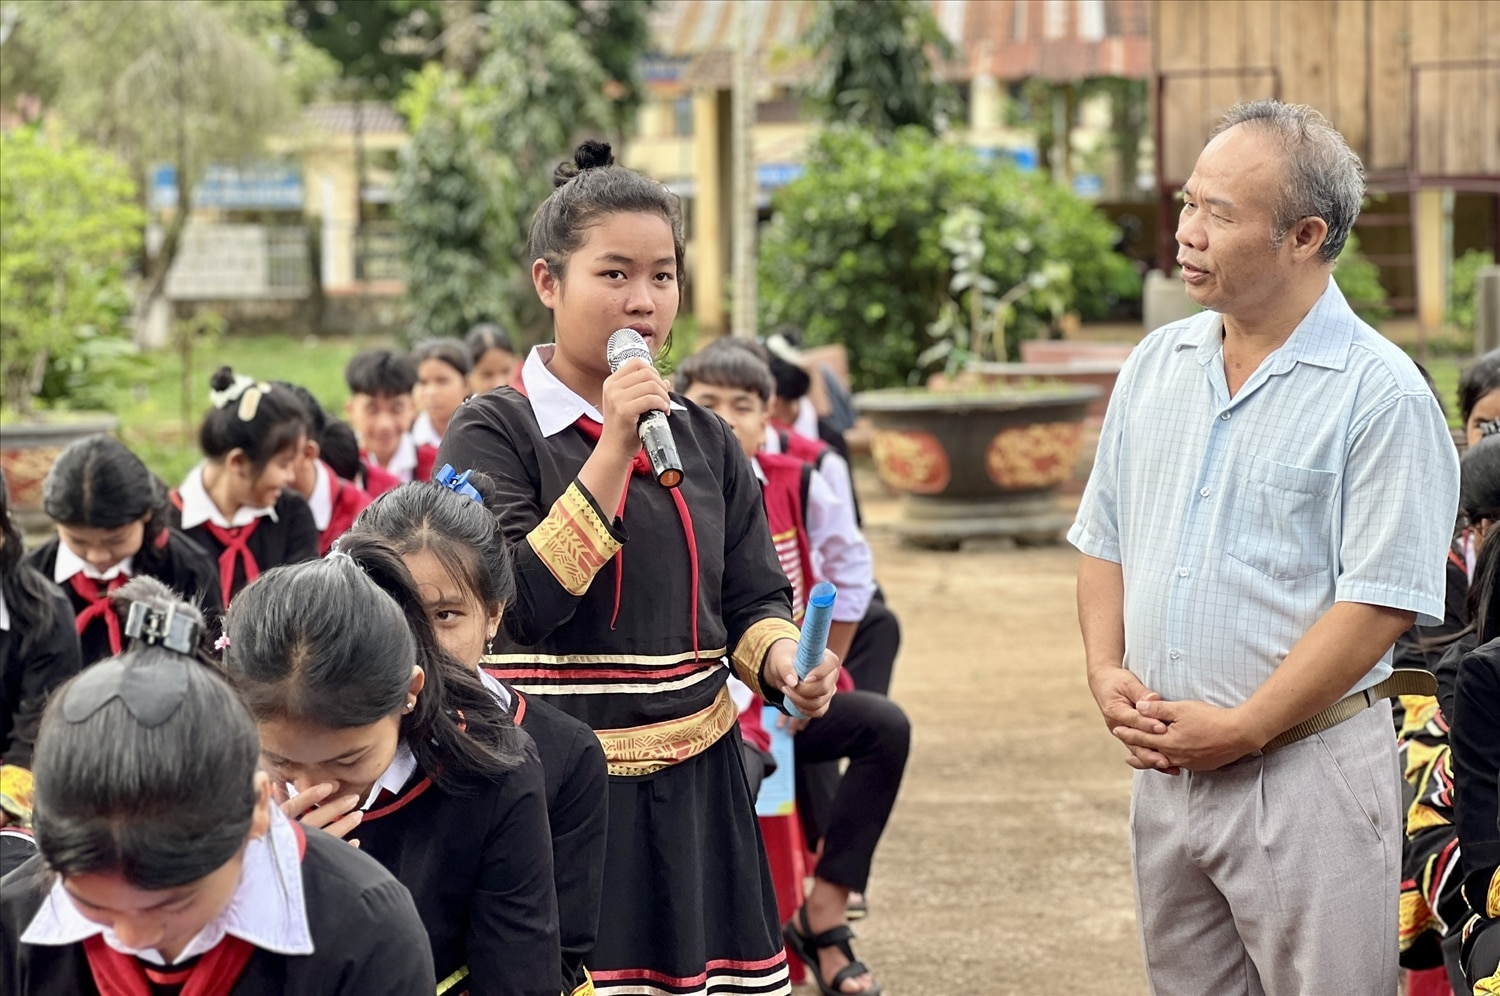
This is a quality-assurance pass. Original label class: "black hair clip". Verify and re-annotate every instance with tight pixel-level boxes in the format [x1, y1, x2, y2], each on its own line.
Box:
[435, 464, 484, 505]
[1481, 417, 1500, 439]
[124, 601, 201, 655]
[60, 656, 190, 728]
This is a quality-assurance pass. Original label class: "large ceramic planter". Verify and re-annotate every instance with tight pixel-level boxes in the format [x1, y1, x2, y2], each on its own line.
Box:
[855, 386, 1099, 549]
[1, 414, 119, 537]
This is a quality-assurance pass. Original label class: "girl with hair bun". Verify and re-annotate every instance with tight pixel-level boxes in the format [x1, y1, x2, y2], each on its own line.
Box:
[437, 140, 841, 995]
[0, 470, 82, 840]
[350, 475, 609, 996]
[0, 576, 436, 995]
[170, 367, 319, 605]
[26, 435, 222, 665]
[218, 536, 559, 996]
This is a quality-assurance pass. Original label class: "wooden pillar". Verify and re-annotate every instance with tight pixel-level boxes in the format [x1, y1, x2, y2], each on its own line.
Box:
[692, 89, 728, 335]
[1413, 187, 1452, 353]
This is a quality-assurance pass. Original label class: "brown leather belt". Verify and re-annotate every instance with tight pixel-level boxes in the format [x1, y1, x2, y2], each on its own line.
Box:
[1262, 669, 1438, 752]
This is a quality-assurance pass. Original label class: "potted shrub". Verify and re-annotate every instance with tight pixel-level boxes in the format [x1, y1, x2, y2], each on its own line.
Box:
[0, 127, 144, 532]
[856, 207, 1099, 548]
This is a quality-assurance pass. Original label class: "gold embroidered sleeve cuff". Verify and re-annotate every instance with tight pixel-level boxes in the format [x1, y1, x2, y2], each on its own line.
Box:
[0, 764, 35, 825]
[731, 617, 800, 703]
[526, 482, 625, 596]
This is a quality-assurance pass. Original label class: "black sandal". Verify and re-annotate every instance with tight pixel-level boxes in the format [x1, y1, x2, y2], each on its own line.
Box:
[782, 906, 883, 996]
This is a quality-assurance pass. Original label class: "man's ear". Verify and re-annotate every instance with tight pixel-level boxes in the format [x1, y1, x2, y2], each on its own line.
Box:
[1288, 216, 1330, 263]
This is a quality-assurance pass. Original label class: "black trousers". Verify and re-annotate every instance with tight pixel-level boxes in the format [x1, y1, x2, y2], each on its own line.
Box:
[843, 590, 901, 697]
[792, 689, 910, 894]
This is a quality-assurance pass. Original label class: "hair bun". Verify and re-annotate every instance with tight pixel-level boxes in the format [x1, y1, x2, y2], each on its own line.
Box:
[209, 366, 236, 392]
[553, 140, 614, 188]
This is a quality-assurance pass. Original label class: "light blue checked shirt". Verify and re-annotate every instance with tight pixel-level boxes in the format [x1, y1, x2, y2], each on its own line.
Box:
[1068, 279, 1459, 708]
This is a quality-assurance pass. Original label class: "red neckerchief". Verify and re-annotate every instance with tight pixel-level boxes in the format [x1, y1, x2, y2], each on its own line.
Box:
[81, 823, 308, 996]
[515, 370, 701, 657]
[170, 491, 260, 606]
[68, 574, 130, 655]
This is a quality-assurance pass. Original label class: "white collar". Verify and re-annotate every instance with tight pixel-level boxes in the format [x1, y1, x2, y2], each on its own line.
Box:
[522, 344, 686, 438]
[792, 397, 819, 441]
[0, 589, 9, 632]
[360, 741, 417, 810]
[367, 434, 417, 482]
[411, 411, 443, 449]
[478, 667, 513, 711]
[53, 541, 132, 585]
[307, 461, 334, 531]
[750, 453, 769, 485]
[762, 426, 783, 455]
[177, 464, 279, 530]
[21, 806, 314, 965]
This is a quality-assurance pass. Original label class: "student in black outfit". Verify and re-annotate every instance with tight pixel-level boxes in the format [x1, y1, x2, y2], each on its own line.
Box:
[218, 537, 559, 996]
[0, 472, 82, 844]
[440, 140, 841, 996]
[171, 367, 318, 607]
[350, 476, 609, 996]
[26, 435, 221, 666]
[0, 577, 435, 995]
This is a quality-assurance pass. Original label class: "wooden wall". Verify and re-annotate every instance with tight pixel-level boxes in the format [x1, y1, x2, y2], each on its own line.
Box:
[1153, 0, 1500, 186]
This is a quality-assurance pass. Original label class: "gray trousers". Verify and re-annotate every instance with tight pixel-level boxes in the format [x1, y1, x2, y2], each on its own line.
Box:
[1130, 701, 1400, 996]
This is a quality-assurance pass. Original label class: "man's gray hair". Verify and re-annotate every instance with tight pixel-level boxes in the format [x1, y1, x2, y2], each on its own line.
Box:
[1213, 99, 1365, 263]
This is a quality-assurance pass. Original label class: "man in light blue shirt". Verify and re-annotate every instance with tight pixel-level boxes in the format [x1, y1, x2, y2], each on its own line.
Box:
[1070, 100, 1459, 995]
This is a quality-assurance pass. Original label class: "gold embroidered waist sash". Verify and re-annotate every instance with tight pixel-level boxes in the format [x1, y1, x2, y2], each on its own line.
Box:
[595, 686, 739, 777]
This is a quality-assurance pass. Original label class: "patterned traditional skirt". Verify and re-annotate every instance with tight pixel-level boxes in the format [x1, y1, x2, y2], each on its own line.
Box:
[588, 725, 791, 996]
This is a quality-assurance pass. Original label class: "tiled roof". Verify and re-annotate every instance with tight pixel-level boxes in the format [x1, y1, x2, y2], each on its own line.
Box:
[301, 102, 407, 136]
[649, 0, 1151, 87]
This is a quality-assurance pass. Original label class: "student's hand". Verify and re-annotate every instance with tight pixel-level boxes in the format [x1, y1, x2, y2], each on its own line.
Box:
[599, 359, 671, 461]
[765, 639, 840, 718]
[277, 782, 364, 845]
[775, 714, 811, 735]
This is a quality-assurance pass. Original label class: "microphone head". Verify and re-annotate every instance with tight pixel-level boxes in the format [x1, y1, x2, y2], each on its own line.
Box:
[607, 328, 652, 373]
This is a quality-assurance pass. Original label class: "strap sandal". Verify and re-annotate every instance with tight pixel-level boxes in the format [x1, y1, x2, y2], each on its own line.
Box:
[782, 905, 883, 996]
[846, 892, 869, 921]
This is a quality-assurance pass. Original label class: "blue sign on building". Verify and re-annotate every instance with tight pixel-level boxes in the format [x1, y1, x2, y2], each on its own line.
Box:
[149, 163, 304, 212]
[756, 163, 805, 190]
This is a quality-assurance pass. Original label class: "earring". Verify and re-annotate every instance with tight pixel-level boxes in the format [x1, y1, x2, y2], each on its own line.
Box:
[486, 636, 495, 655]
[405, 699, 415, 713]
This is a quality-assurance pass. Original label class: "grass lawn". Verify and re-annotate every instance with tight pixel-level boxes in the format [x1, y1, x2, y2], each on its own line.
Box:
[113, 333, 390, 486]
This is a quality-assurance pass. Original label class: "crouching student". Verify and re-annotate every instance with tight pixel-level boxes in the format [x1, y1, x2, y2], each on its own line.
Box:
[345, 350, 438, 492]
[677, 341, 909, 996]
[0, 577, 435, 995]
[218, 537, 560, 996]
[29, 435, 222, 666]
[351, 476, 609, 996]
[172, 368, 319, 607]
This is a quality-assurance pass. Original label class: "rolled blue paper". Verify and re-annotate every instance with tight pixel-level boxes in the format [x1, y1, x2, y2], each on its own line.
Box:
[786, 582, 837, 719]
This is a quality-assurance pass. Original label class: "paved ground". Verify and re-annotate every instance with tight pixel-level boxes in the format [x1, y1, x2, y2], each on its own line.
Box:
[797, 500, 1147, 994]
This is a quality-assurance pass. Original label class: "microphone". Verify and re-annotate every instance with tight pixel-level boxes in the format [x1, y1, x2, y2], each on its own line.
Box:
[606, 328, 684, 488]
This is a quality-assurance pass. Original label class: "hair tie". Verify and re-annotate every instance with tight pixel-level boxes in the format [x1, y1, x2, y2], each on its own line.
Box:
[208, 376, 272, 421]
[435, 464, 483, 505]
[60, 655, 191, 728]
[764, 333, 801, 365]
[326, 544, 354, 563]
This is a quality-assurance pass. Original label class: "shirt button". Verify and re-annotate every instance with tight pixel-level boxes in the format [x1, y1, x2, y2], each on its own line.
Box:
[1178, 567, 1190, 577]
[1199, 487, 1211, 498]
[1220, 412, 1231, 420]
[1169, 650, 1181, 660]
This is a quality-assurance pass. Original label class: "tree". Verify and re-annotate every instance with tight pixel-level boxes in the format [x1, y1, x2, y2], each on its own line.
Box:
[1, 128, 144, 412]
[803, 0, 958, 139]
[287, 0, 441, 99]
[562, 0, 654, 144]
[758, 127, 1141, 389]
[15, 1, 301, 328]
[395, 0, 613, 340]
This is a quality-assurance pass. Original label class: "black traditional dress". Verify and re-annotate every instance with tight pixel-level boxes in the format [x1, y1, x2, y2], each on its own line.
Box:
[443, 346, 798, 996]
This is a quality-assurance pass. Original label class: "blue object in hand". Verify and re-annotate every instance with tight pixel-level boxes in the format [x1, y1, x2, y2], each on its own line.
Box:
[786, 582, 837, 719]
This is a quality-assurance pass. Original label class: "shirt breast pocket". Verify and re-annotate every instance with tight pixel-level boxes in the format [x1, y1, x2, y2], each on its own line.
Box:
[1226, 458, 1337, 580]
